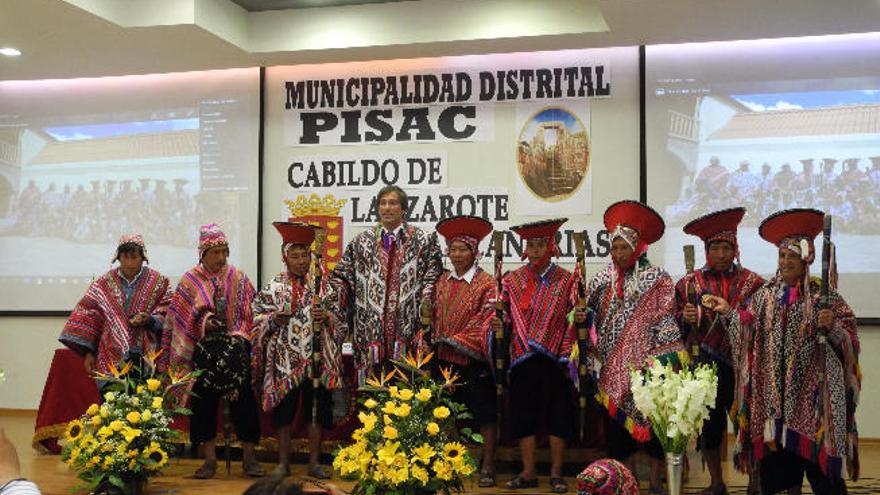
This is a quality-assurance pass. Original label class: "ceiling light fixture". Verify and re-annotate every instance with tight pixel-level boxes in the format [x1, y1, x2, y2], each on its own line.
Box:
[0, 47, 22, 57]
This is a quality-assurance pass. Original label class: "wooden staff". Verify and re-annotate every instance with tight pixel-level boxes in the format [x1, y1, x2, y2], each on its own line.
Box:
[491, 230, 508, 431]
[682, 244, 700, 360]
[571, 232, 593, 443]
[816, 215, 833, 415]
[310, 228, 326, 428]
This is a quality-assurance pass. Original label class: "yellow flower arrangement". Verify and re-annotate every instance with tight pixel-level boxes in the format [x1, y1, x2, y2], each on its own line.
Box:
[61, 359, 197, 495]
[125, 411, 141, 424]
[65, 419, 84, 442]
[333, 351, 479, 495]
[415, 388, 432, 402]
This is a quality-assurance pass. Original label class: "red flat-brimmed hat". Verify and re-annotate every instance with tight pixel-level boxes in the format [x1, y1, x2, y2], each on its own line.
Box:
[273, 221, 319, 246]
[510, 218, 568, 240]
[603, 200, 665, 245]
[758, 208, 823, 246]
[683, 207, 745, 243]
[436, 215, 493, 243]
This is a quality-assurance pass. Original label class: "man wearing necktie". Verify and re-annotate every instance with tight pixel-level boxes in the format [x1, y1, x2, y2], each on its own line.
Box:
[327, 185, 442, 383]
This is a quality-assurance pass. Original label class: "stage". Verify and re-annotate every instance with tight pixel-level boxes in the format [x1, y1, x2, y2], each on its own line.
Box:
[6, 411, 880, 495]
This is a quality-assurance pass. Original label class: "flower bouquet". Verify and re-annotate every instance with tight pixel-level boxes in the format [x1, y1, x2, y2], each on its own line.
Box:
[61, 351, 198, 495]
[630, 359, 717, 453]
[631, 358, 718, 495]
[333, 352, 479, 495]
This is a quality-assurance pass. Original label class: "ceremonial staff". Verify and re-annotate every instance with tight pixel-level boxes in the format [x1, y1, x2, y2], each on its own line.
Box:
[310, 227, 327, 428]
[682, 244, 700, 360]
[491, 230, 509, 432]
[212, 285, 234, 476]
[571, 232, 594, 443]
[817, 214, 833, 421]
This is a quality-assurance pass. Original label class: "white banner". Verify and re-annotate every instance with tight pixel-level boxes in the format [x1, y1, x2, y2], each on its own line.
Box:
[286, 151, 448, 190]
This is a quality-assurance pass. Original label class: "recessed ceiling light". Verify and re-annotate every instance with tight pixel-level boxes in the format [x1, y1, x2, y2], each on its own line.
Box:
[0, 47, 22, 57]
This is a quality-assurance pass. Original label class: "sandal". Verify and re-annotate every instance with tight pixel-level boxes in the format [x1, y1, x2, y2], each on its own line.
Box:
[477, 470, 495, 488]
[549, 476, 568, 493]
[505, 475, 538, 489]
[243, 458, 266, 477]
[194, 459, 217, 479]
[308, 464, 333, 479]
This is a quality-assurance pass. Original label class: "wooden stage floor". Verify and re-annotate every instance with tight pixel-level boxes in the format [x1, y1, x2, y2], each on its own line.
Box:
[4, 411, 879, 494]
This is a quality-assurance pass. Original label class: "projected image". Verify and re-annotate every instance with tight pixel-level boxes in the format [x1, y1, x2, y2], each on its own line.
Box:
[0, 68, 260, 311]
[646, 33, 880, 317]
[517, 107, 590, 201]
[663, 90, 880, 232]
[9, 119, 202, 247]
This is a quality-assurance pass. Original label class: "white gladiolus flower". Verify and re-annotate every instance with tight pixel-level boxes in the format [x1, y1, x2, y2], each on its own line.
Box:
[630, 359, 718, 454]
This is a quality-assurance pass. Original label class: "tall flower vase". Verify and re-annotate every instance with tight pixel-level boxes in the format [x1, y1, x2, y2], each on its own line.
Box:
[665, 452, 684, 495]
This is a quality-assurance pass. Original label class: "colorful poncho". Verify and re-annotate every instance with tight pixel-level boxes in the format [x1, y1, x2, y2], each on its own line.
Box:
[251, 272, 344, 411]
[502, 263, 577, 368]
[674, 265, 765, 365]
[163, 263, 256, 372]
[723, 276, 860, 480]
[327, 223, 442, 378]
[60, 267, 170, 376]
[587, 261, 686, 442]
[432, 267, 496, 365]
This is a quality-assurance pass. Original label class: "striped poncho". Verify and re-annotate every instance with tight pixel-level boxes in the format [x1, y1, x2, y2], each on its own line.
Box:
[163, 263, 256, 372]
[60, 267, 170, 375]
[674, 265, 765, 365]
[432, 267, 496, 365]
[502, 263, 577, 369]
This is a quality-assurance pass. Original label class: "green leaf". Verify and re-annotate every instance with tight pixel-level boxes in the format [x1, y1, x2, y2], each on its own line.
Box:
[460, 427, 472, 437]
[471, 433, 484, 443]
[108, 474, 125, 489]
[172, 407, 191, 415]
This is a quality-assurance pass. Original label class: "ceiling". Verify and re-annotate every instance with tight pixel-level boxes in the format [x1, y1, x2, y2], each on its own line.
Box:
[1, 0, 879, 81]
[229, 0, 410, 11]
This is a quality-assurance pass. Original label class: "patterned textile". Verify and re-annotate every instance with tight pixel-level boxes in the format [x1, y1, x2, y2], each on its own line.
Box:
[502, 263, 577, 368]
[674, 265, 765, 365]
[163, 263, 256, 372]
[327, 223, 442, 378]
[724, 276, 860, 480]
[112, 233, 148, 263]
[251, 272, 343, 411]
[60, 267, 170, 375]
[432, 267, 496, 366]
[587, 261, 686, 441]
[198, 223, 228, 259]
[576, 458, 639, 495]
